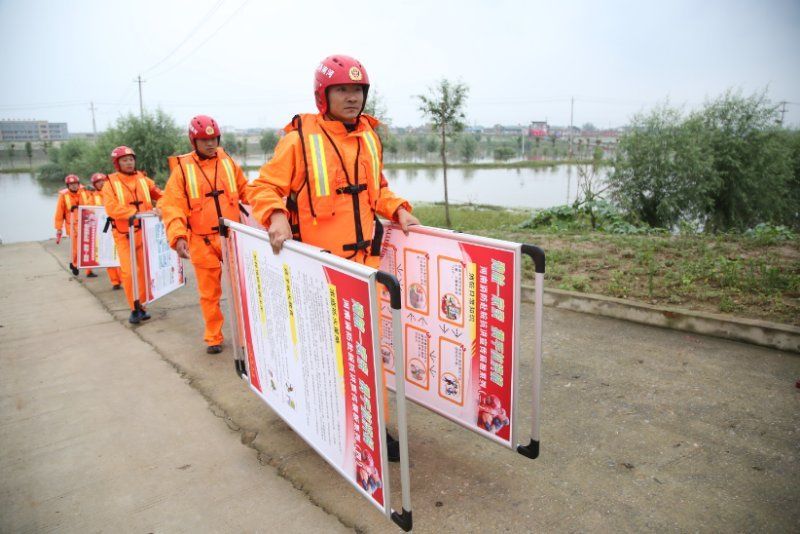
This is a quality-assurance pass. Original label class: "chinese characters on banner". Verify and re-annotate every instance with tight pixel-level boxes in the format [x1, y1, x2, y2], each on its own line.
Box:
[139, 215, 185, 303]
[228, 228, 388, 513]
[76, 206, 120, 269]
[380, 224, 520, 448]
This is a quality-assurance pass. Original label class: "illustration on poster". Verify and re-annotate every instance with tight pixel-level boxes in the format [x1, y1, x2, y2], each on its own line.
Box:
[409, 359, 425, 382]
[355, 447, 382, 495]
[440, 293, 461, 321]
[408, 283, 426, 310]
[154, 221, 172, 269]
[380, 344, 394, 367]
[477, 392, 510, 434]
[442, 374, 459, 397]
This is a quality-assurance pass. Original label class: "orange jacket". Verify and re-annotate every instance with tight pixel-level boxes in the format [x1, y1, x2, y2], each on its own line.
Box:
[246, 113, 410, 260]
[101, 171, 163, 234]
[54, 187, 92, 234]
[161, 147, 249, 247]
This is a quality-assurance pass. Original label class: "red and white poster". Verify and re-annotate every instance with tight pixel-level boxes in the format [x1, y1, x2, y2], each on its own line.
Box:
[76, 206, 119, 268]
[140, 215, 185, 303]
[228, 225, 389, 513]
[380, 223, 521, 448]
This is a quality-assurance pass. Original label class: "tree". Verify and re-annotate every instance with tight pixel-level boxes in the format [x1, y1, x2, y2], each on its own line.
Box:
[222, 133, 240, 155]
[417, 79, 469, 227]
[7, 143, 15, 161]
[424, 135, 439, 155]
[575, 146, 609, 229]
[25, 141, 33, 167]
[608, 104, 714, 228]
[260, 130, 279, 161]
[694, 90, 793, 231]
[37, 109, 184, 185]
[404, 135, 418, 158]
[492, 146, 516, 161]
[459, 133, 478, 163]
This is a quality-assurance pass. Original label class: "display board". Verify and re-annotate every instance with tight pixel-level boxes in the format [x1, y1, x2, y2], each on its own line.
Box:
[132, 213, 185, 304]
[75, 206, 120, 268]
[379, 223, 526, 449]
[223, 221, 408, 518]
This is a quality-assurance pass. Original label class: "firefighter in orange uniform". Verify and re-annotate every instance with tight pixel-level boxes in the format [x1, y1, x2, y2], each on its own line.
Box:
[54, 174, 96, 277]
[246, 55, 419, 461]
[101, 146, 163, 324]
[160, 116, 249, 354]
[89, 173, 123, 290]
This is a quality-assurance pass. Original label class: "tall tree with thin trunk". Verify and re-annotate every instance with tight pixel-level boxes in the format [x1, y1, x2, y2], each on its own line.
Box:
[417, 79, 468, 227]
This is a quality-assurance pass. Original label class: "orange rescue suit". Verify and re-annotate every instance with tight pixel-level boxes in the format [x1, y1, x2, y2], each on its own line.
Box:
[54, 187, 93, 269]
[246, 113, 411, 268]
[160, 147, 249, 346]
[87, 189, 122, 287]
[246, 113, 411, 421]
[101, 171, 163, 311]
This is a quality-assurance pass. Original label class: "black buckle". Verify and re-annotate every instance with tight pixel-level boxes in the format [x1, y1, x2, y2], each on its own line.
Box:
[336, 184, 366, 195]
[342, 239, 371, 252]
[205, 190, 223, 198]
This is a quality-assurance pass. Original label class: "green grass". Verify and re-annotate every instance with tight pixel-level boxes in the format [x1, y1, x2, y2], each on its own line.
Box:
[412, 203, 800, 326]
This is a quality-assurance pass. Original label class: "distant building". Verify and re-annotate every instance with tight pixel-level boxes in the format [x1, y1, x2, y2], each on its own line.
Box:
[529, 121, 549, 137]
[0, 120, 69, 142]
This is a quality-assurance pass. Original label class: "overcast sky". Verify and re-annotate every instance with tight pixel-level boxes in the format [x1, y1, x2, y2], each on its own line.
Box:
[1, 0, 798, 133]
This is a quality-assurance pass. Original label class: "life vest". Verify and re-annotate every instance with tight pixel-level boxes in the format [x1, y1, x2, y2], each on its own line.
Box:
[167, 147, 241, 236]
[107, 171, 156, 234]
[285, 113, 384, 259]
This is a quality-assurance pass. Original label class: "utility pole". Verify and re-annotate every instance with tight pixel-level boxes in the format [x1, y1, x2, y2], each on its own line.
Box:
[778, 101, 787, 126]
[135, 75, 145, 119]
[568, 96, 575, 158]
[89, 101, 97, 136]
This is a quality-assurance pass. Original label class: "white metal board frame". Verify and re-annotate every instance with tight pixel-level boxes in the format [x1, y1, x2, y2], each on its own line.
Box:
[75, 205, 120, 269]
[129, 212, 186, 311]
[381, 223, 545, 458]
[219, 218, 413, 532]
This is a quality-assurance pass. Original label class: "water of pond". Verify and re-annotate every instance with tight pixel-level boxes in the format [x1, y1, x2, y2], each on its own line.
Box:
[2, 165, 584, 243]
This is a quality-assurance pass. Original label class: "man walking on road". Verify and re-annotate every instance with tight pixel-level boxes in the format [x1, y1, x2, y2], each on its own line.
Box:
[160, 116, 250, 354]
[102, 146, 163, 324]
[89, 172, 123, 290]
[54, 174, 96, 278]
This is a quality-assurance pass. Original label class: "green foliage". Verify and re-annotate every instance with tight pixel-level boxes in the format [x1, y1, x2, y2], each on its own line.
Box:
[424, 135, 439, 154]
[24, 141, 32, 161]
[404, 135, 418, 155]
[610, 90, 797, 231]
[458, 134, 478, 163]
[222, 133, 240, 155]
[492, 146, 516, 161]
[519, 201, 658, 235]
[37, 110, 185, 186]
[744, 223, 797, 245]
[259, 130, 279, 158]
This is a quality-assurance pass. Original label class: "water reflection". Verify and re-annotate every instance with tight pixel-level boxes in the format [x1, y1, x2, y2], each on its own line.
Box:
[4, 164, 591, 243]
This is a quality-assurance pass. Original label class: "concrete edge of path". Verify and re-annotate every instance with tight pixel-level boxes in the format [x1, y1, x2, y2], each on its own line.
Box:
[521, 285, 800, 354]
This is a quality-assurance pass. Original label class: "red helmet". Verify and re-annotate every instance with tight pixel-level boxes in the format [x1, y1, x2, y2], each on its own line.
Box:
[64, 174, 80, 185]
[314, 55, 370, 115]
[189, 115, 221, 144]
[91, 172, 108, 184]
[111, 146, 136, 171]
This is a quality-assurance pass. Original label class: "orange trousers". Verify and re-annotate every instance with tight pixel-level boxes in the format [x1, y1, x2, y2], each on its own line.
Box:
[106, 267, 122, 286]
[113, 229, 147, 311]
[188, 233, 225, 346]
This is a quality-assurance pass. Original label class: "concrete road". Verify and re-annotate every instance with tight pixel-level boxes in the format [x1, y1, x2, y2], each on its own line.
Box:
[0, 242, 351, 533]
[10, 239, 800, 533]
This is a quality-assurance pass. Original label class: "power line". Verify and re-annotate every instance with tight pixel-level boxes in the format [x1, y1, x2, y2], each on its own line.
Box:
[148, 0, 253, 80]
[140, 0, 226, 75]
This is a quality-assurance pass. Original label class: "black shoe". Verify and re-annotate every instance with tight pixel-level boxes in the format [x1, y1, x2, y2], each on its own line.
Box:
[138, 309, 151, 321]
[69, 263, 79, 275]
[112, 284, 122, 290]
[86, 272, 98, 278]
[206, 344, 223, 354]
[129, 311, 141, 324]
[386, 431, 400, 463]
